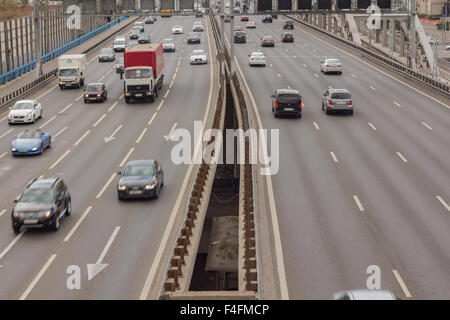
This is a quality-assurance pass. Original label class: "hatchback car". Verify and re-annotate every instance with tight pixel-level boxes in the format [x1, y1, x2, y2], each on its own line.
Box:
[117, 160, 164, 200]
[98, 48, 115, 62]
[8, 100, 42, 125]
[281, 32, 294, 42]
[162, 38, 175, 52]
[246, 20, 256, 29]
[261, 36, 275, 47]
[322, 89, 353, 115]
[113, 37, 126, 52]
[191, 50, 208, 64]
[262, 15, 272, 23]
[320, 58, 343, 74]
[172, 25, 183, 34]
[187, 32, 201, 44]
[11, 177, 72, 233]
[130, 29, 140, 40]
[241, 16, 249, 22]
[234, 31, 246, 43]
[11, 129, 51, 156]
[138, 33, 151, 44]
[134, 21, 144, 32]
[271, 89, 302, 118]
[249, 52, 266, 66]
[283, 21, 294, 29]
[84, 83, 108, 103]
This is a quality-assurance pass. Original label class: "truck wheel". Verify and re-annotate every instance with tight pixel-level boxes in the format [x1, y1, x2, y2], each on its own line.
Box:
[149, 95, 155, 103]
[125, 97, 130, 103]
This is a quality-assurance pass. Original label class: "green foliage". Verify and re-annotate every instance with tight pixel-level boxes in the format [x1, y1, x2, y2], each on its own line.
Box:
[437, 22, 450, 30]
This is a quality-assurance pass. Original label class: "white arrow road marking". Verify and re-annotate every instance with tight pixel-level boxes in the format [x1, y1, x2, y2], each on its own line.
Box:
[105, 125, 123, 143]
[353, 195, 365, 212]
[164, 123, 178, 141]
[368, 122, 377, 131]
[87, 226, 120, 281]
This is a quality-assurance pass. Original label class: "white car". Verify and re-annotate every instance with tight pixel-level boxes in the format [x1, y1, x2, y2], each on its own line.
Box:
[193, 23, 204, 32]
[162, 38, 175, 52]
[134, 21, 144, 32]
[333, 290, 396, 300]
[190, 50, 208, 64]
[320, 58, 343, 74]
[172, 25, 183, 34]
[249, 52, 266, 66]
[446, 45, 450, 51]
[8, 100, 42, 125]
[113, 37, 126, 52]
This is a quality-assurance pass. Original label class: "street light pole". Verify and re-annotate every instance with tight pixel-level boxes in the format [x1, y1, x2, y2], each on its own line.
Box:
[4, 0, 11, 71]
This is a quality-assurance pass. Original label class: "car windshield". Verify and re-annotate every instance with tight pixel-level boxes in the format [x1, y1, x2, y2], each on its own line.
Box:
[193, 50, 205, 55]
[13, 102, 34, 110]
[100, 48, 112, 54]
[114, 39, 125, 45]
[283, 33, 293, 36]
[174, 25, 182, 29]
[123, 165, 154, 177]
[20, 188, 53, 203]
[139, 34, 149, 38]
[327, 59, 340, 64]
[59, 69, 77, 77]
[235, 31, 245, 36]
[278, 93, 301, 103]
[125, 69, 151, 79]
[87, 84, 102, 91]
[189, 33, 198, 37]
[162, 39, 174, 44]
[331, 93, 351, 99]
[252, 53, 264, 57]
[132, 29, 140, 33]
[17, 131, 41, 139]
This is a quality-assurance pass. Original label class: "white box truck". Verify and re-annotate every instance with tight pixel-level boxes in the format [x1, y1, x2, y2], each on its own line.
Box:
[58, 54, 87, 89]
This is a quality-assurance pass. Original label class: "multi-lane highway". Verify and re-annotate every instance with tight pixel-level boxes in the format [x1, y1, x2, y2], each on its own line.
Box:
[225, 15, 450, 299]
[0, 15, 215, 299]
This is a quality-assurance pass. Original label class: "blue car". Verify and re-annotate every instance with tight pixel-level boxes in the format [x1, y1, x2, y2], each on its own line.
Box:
[11, 129, 51, 155]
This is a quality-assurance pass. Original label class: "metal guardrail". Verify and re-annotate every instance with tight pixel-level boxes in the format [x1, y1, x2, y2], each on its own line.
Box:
[287, 14, 450, 97]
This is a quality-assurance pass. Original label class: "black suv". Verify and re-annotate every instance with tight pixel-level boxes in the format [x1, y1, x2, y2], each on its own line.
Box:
[187, 32, 201, 44]
[11, 177, 72, 233]
[234, 31, 246, 43]
[283, 21, 294, 29]
[271, 89, 302, 118]
[281, 32, 294, 42]
[262, 15, 272, 23]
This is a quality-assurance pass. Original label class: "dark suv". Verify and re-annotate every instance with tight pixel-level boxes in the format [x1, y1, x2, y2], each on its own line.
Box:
[11, 177, 72, 233]
[283, 21, 294, 29]
[234, 31, 246, 43]
[281, 32, 294, 42]
[271, 89, 302, 118]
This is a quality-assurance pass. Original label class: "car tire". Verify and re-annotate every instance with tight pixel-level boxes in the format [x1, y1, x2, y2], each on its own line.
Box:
[326, 109, 331, 115]
[117, 194, 124, 201]
[32, 116, 36, 124]
[12, 224, 21, 233]
[84, 100, 88, 103]
[52, 215, 60, 231]
[154, 186, 160, 199]
[349, 110, 354, 115]
[48, 138, 51, 148]
[297, 113, 302, 118]
[65, 198, 71, 216]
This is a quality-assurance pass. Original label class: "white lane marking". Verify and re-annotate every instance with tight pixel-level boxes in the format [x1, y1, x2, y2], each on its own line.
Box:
[328, 85, 333, 89]
[351, 73, 357, 78]
[172, 73, 177, 81]
[396, 152, 408, 163]
[76, 95, 83, 101]
[88, 226, 120, 280]
[0, 209, 5, 217]
[96, 173, 116, 199]
[74, 130, 90, 146]
[99, 227, 120, 263]
[293, 23, 449, 109]
[177, 60, 181, 67]
[0, 231, 24, 261]
[164, 122, 177, 141]
[49, 150, 71, 170]
[0, 116, 6, 122]
[64, 206, 93, 242]
[269, 63, 273, 67]
[0, 151, 7, 159]
[393, 269, 412, 298]
[98, 75, 105, 81]
[314, 73, 319, 78]
[369, 85, 376, 91]
[368, 122, 377, 130]
[148, 112, 157, 125]
[436, 196, 450, 211]
[175, 65, 179, 73]
[313, 122, 320, 130]
[106, 69, 113, 75]
[169, 80, 174, 89]
[119, 94, 124, 100]
[277, 73, 282, 78]
[393, 101, 401, 108]
[119, 147, 135, 167]
[0, 129, 13, 139]
[287, 86, 291, 89]
[54, 126, 68, 138]
[353, 195, 365, 212]
[421, 122, 433, 130]
[302, 63, 307, 67]
[38, 175, 44, 179]
[164, 90, 170, 99]
[59, 103, 73, 114]
[157, 99, 166, 110]
[136, 128, 147, 144]
[330, 151, 338, 162]
[39, 115, 56, 129]
[108, 101, 119, 112]
[93, 114, 107, 127]
[20, 254, 57, 300]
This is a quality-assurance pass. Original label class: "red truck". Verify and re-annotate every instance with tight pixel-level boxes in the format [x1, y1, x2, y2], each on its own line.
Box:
[123, 43, 164, 103]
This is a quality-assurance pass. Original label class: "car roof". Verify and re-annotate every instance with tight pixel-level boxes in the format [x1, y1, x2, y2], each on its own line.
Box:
[87, 82, 104, 86]
[329, 88, 350, 94]
[29, 178, 58, 189]
[277, 88, 300, 95]
[346, 290, 396, 300]
[16, 99, 35, 103]
[126, 160, 155, 166]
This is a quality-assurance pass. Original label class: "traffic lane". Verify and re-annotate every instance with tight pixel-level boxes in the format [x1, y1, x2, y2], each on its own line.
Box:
[22, 43, 213, 299]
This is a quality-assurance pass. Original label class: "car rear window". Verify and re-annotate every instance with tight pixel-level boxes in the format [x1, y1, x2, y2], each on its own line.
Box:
[331, 93, 351, 99]
[278, 94, 301, 103]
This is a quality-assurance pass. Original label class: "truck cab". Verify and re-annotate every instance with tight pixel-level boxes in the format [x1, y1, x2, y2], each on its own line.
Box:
[58, 54, 86, 89]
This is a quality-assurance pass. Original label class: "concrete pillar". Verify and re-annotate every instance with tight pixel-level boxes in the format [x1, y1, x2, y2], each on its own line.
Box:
[328, 14, 331, 32]
[376, 29, 380, 43]
[382, 20, 388, 47]
[401, 29, 405, 56]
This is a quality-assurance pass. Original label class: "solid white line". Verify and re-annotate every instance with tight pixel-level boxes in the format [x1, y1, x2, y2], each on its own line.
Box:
[148, 112, 157, 125]
[393, 269, 412, 298]
[54, 126, 68, 138]
[169, 80, 174, 89]
[0, 232, 24, 261]
[369, 86, 376, 91]
[177, 60, 181, 67]
[59, 103, 73, 114]
[109, 124, 123, 138]
[136, 128, 147, 144]
[396, 152, 408, 163]
[64, 206, 93, 242]
[39, 115, 56, 129]
[421, 122, 433, 130]
[0, 129, 13, 139]
[19, 254, 57, 300]
[98, 75, 105, 81]
[96, 173, 116, 199]
[172, 73, 177, 81]
[49, 150, 71, 170]
[93, 114, 107, 127]
[97, 226, 120, 264]
[157, 100, 165, 111]
[393, 101, 401, 108]
[436, 196, 450, 211]
[313, 122, 320, 130]
[119, 147, 135, 167]
[314, 73, 319, 78]
[368, 122, 377, 130]
[164, 90, 170, 99]
[351, 73, 357, 78]
[74, 130, 90, 146]
[0, 151, 6, 159]
[330, 151, 338, 162]
[76, 95, 83, 101]
[0, 209, 6, 217]
[353, 195, 365, 212]
[119, 94, 124, 100]
[302, 64, 307, 67]
[108, 101, 119, 112]
[106, 69, 113, 75]
[175, 65, 179, 73]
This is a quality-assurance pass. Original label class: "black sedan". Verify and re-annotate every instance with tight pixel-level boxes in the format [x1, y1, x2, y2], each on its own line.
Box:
[281, 32, 294, 42]
[261, 36, 275, 47]
[187, 32, 201, 44]
[234, 31, 246, 43]
[138, 33, 151, 44]
[84, 83, 107, 103]
[117, 160, 164, 200]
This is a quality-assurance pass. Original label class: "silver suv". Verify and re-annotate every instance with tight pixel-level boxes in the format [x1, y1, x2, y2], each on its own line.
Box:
[321, 88, 353, 115]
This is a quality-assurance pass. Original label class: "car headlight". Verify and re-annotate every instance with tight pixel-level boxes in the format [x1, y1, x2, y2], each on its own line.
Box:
[118, 185, 126, 191]
[145, 184, 155, 190]
[8, 114, 12, 119]
[26, 112, 32, 118]
[13, 212, 20, 219]
[97, 94, 102, 97]
[11, 148, 16, 151]
[31, 147, 38, 151]
[42, 210, 51, 218]
[85, 94, 89, 98]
